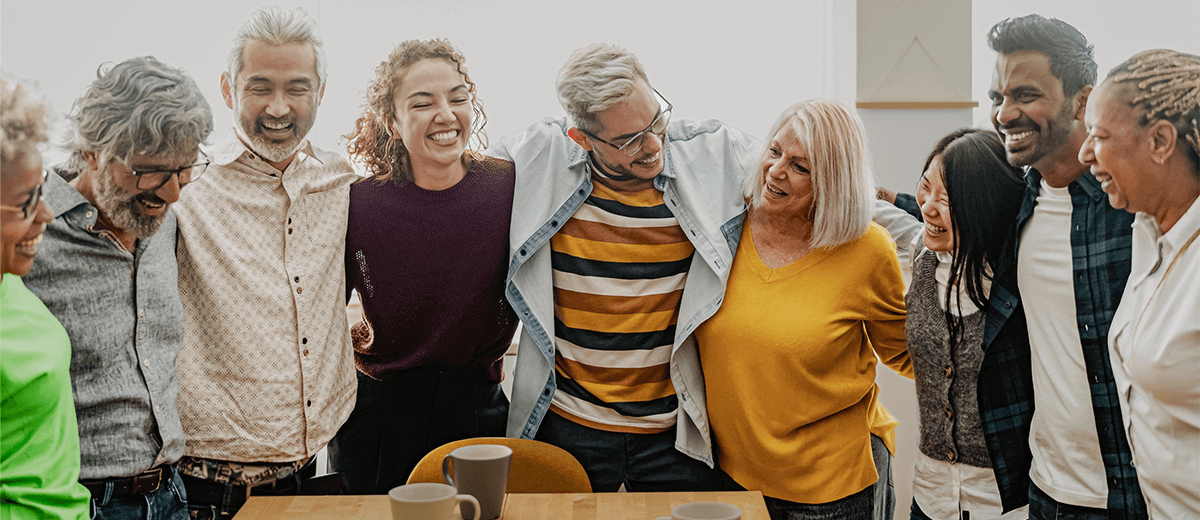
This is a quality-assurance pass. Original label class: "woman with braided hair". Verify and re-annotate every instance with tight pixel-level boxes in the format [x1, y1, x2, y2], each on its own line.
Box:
[1078, 49, 1200, 518]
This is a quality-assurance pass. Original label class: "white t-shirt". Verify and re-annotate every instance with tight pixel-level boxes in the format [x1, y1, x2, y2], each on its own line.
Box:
[1109, 196, 1200, 518]
[1018, 180, 1108, 508]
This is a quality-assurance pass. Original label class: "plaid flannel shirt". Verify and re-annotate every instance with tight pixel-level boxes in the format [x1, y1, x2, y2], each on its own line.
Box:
[976, 169, 1147, 518]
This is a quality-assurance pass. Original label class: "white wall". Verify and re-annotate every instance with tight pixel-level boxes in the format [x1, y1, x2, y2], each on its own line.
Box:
[1, 0, 856, 168]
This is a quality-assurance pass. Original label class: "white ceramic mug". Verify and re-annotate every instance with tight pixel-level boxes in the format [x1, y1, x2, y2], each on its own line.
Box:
[654, 501, 742, 520]
[442, 444, 512, 520]
[388, 482, 480, 520]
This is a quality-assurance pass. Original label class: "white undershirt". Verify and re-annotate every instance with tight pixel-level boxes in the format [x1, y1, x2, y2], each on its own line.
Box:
[1018, 179, 1108, 508]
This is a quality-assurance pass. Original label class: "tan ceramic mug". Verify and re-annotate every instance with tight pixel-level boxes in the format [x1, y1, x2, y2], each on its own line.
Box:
[442, 444, 512, 520]
[654, 501, 742, 520]
[388, 482, 480, 520]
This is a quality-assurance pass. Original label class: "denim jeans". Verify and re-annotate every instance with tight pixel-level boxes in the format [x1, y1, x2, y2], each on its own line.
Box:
[329, 366, 508, 494]
[1028, 483, 1108, 520]
[89, 467, 188, 520]
[533, 409, 722, 492]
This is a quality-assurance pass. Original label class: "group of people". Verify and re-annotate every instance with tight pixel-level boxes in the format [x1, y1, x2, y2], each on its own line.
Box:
[0, 7, 1195, 520]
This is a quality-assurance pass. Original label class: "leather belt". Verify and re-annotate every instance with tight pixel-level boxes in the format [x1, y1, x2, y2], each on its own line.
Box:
[180, 460, 315, 511]
[81, 467, 166, 498]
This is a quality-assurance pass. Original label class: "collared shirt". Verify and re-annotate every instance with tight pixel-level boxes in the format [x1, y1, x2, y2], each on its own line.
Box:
[24, 171, 186, 479]
[976, 169, 1146, 518]
[174, 131, 358, 463]
[491, 117, 756, 466]
[1109, 196, 1200, 519]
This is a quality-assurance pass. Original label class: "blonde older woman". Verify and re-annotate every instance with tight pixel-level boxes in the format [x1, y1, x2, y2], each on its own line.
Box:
[696, 100, 911, 520]
[1079, 49, 1200, 519]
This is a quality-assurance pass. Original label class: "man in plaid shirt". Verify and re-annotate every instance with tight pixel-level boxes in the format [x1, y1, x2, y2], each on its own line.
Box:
[975, 14, 1146, 520]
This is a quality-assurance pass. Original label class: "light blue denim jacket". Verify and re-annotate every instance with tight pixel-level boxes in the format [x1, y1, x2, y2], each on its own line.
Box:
[489, 117, 758, 466]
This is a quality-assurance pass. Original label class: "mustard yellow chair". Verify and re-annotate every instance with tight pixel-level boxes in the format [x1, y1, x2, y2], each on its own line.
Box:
[406, 437, 592, 493]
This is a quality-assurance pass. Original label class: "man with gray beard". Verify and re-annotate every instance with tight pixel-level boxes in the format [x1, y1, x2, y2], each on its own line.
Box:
[24, 56, 213, 520]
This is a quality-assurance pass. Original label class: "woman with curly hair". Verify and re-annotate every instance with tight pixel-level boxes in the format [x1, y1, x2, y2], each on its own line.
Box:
[327, 39, 518, 495]
[1, 76, 91, 519]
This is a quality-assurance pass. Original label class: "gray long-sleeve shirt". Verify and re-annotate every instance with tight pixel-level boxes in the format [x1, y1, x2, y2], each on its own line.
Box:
[24, 171, 185, 479]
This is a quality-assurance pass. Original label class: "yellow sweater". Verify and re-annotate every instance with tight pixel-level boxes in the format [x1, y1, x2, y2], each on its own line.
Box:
[696, 222, 911, 504]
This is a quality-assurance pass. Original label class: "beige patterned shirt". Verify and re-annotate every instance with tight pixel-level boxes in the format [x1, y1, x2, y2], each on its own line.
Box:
[175, 131, 358, 463]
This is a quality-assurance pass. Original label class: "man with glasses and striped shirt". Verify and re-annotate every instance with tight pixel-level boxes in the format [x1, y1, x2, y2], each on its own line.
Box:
[491, 44, 757, 492]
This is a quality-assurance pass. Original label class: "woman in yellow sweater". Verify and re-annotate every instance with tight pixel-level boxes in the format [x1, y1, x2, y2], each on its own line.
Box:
[696, 99, 911, 520]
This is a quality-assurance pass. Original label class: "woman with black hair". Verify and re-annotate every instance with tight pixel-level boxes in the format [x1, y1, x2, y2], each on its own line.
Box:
[905, 129, 1028, 520]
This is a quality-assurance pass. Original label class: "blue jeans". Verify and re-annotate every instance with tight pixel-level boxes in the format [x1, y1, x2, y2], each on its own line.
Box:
[89, 467, 188, 520]
[533, 409, 721, 492]
[1028, 483, 1108, 520]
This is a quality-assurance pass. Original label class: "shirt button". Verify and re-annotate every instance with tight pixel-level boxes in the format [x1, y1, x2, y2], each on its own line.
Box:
[306, 400, 312, 407]
[143, 359, 150, 367]
[944, 366, 953, 377]
[945, 408, 953, 418]
[288, 228, 294, 235]
[86, 211, 94, 218]
[138, 308, 145, 318]
[294, 276, 300, 283]
[302, 338, 308, 345]
[303, 349, 309, 356]
[542, 388, 551, 396]
[154, 405, 161, 412]
[296, 287, 303, 294]
[946, 451, 956, 462]
[287, 218, 292, 225]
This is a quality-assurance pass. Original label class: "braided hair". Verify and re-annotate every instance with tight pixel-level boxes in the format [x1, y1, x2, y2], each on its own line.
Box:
[1107, 50, 1200, 171]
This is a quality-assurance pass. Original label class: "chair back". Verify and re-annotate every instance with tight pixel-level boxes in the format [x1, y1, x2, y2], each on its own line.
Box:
[406, 437, 591, 493]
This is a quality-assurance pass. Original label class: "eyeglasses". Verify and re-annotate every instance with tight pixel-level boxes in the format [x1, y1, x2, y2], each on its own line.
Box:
[582, 88, 672, 157]
[123, 153, 212, 191]
[0, 169, 48, 220]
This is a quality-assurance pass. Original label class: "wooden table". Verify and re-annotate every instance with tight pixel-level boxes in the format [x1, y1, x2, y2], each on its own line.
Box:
[233, 491, 770, 519]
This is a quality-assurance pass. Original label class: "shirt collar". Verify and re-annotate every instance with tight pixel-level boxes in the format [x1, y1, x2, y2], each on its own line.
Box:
[44, 164, 94, 221]
[210, 129, 322, 169]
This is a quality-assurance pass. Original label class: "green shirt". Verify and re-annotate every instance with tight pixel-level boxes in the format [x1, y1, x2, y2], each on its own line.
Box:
[1, 273, 89, 520]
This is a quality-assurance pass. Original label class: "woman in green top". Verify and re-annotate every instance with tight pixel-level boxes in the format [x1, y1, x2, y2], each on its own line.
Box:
[1, 77, 90, 520]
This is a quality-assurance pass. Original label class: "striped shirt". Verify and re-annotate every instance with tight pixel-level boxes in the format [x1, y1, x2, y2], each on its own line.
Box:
[549, 180, 694, 433]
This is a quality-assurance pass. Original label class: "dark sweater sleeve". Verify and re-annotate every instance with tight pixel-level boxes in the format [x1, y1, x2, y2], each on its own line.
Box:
[895, 192, 923, 222]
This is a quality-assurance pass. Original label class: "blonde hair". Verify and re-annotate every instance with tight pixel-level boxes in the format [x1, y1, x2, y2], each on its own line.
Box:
[1107, 49, 1200, 170]
[556, 44, 649, 135]
[0, 76, 50, 165]
[744, 100, 875, 249]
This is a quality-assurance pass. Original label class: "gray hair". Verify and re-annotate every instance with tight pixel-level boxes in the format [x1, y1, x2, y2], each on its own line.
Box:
[556, 44, 649, 135]
[1, 76, 51, 165]
[65, 56, 213, 174]
[227, 6, 327, 88]
[743, 100, 875, 249]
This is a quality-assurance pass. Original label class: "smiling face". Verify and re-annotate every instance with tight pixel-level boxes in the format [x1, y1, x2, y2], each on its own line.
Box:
[573, 79, 666, 187]
[1080, 81, 1154, 212]
[990, 51, 1085, 180]
[391, 58, 472, 177]
[222, 40, 322, 170]
[1, 153, 53, 276]
[916, 155, 955, 253]
[758, 121, 815, 220]
[84, 152, 192, 238]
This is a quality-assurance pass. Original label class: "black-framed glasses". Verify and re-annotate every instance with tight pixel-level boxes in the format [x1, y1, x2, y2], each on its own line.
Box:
[125, 153, 212, 191]
[0, 169, 48, 220]
[582, 88, 672, 157]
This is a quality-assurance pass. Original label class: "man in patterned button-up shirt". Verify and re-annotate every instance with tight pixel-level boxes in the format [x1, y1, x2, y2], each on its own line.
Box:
[24, 56, 213, 520]
[977, 14, 1146, 520]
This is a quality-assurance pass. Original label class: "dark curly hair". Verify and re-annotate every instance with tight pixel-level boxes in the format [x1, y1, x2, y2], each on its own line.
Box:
[345, 39, 487, 184]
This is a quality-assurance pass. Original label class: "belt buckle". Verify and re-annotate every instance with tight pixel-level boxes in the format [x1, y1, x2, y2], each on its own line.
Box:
[133, 467, 164, 495]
